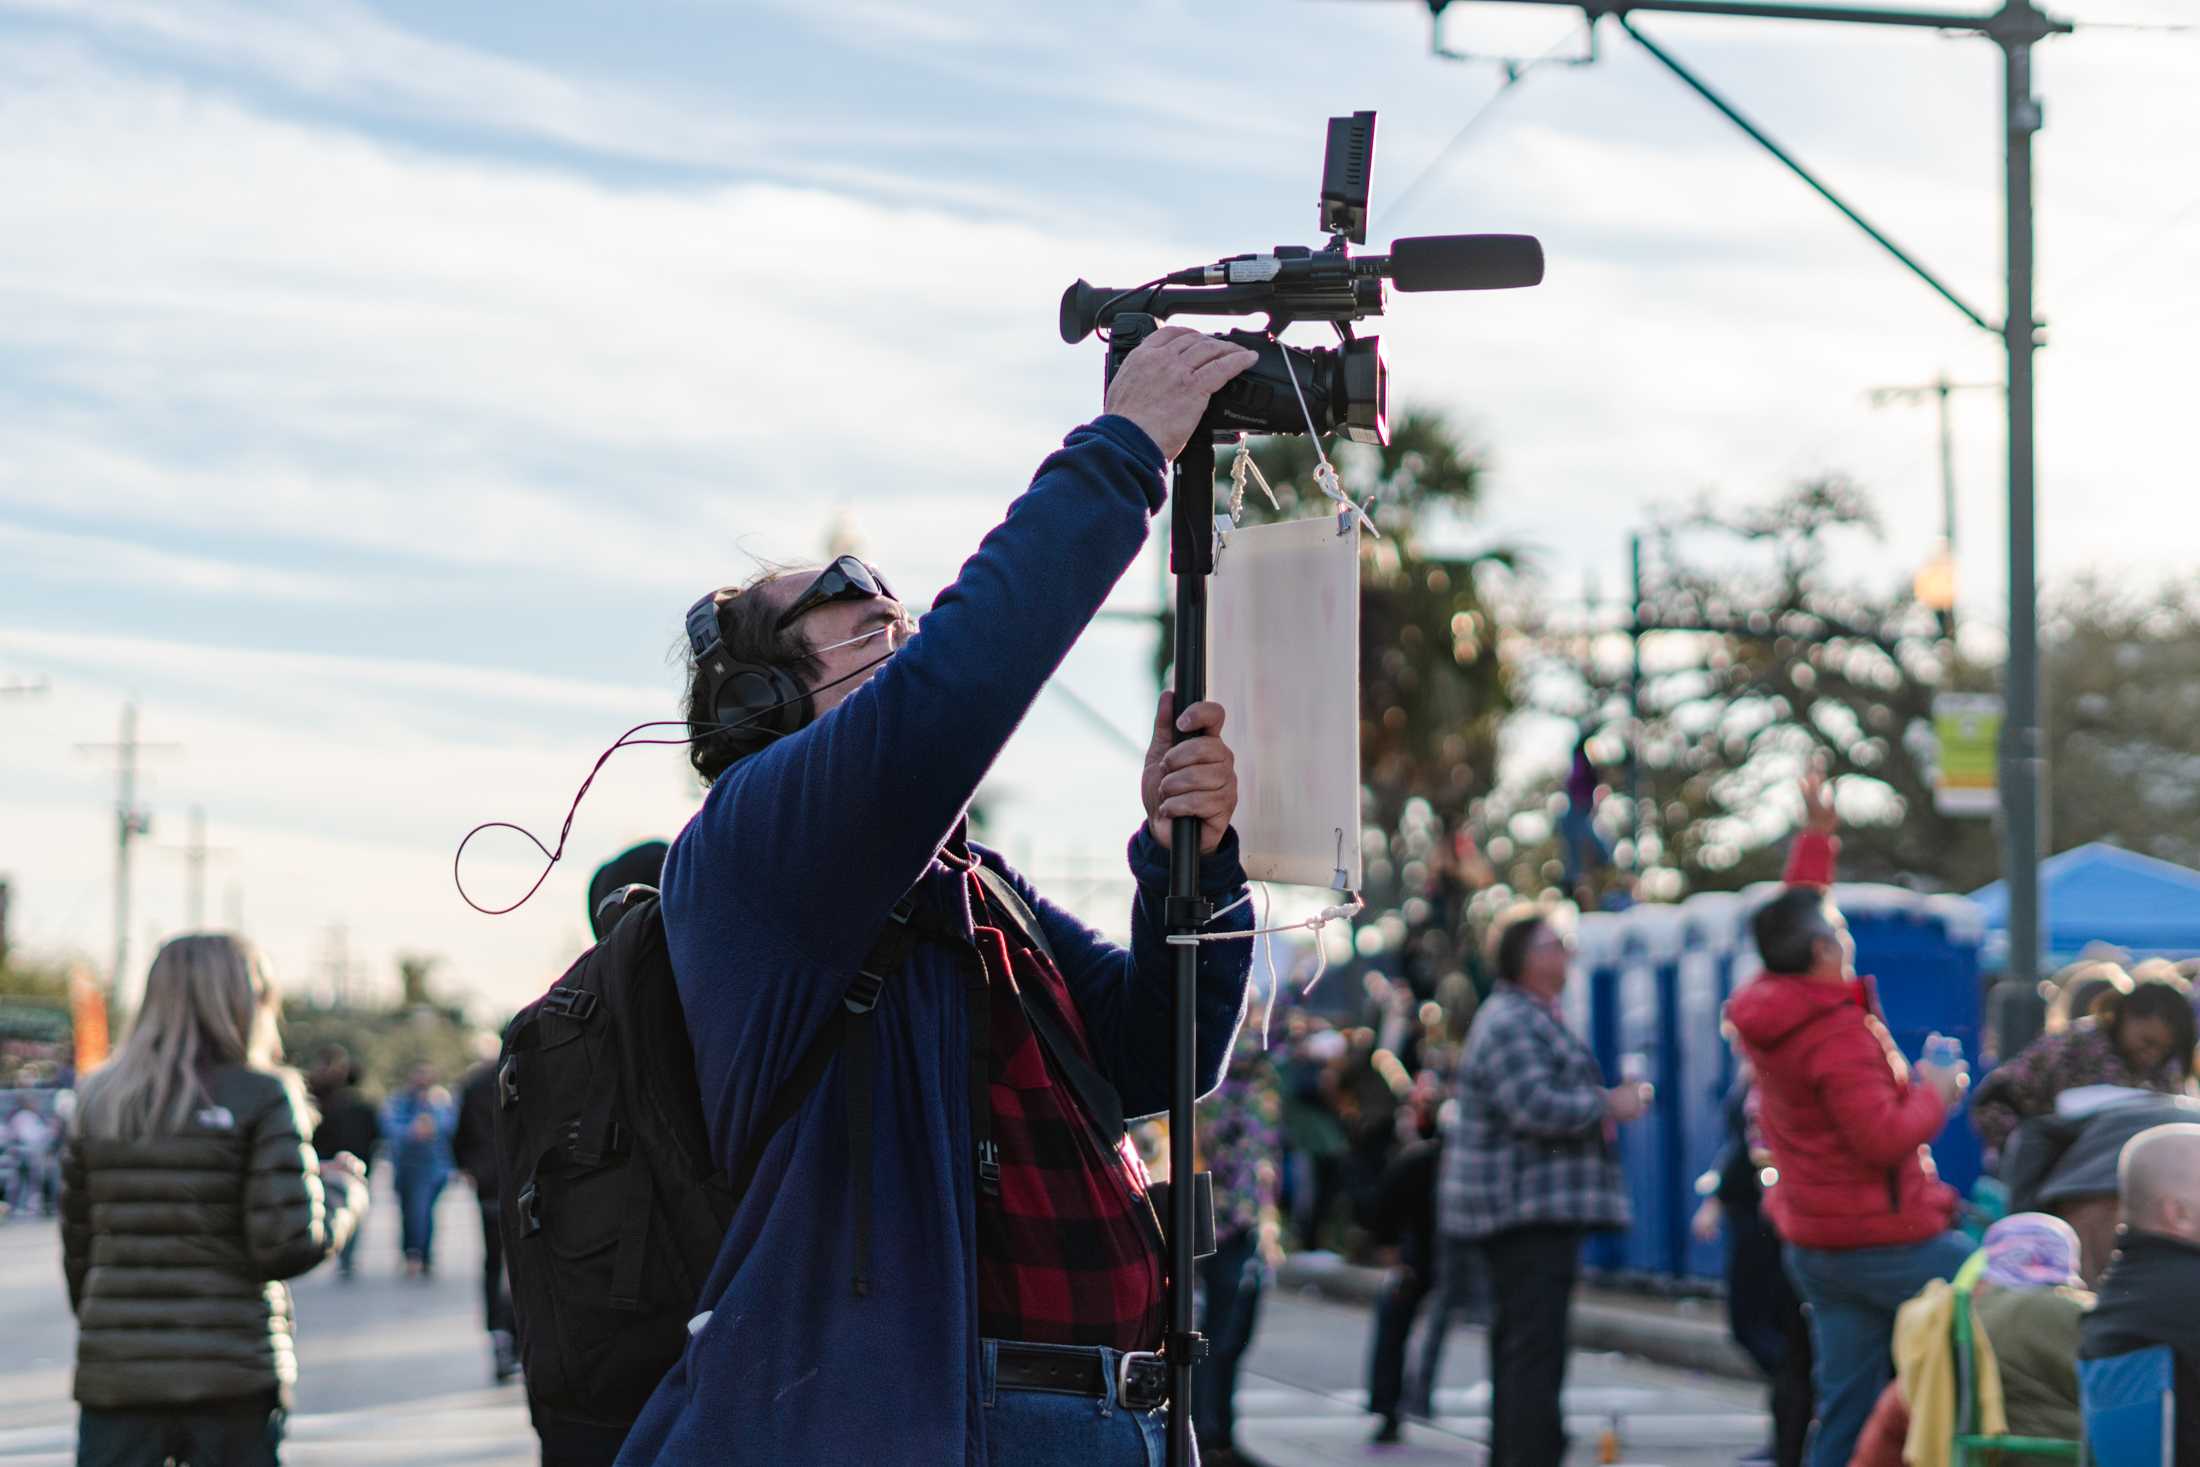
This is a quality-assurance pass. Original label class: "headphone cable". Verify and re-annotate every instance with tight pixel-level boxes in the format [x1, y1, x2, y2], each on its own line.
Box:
[453, 648, 898, 916]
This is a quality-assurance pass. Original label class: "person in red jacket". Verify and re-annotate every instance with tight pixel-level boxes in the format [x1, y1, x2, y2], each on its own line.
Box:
[1723, 769, 1971, 1467]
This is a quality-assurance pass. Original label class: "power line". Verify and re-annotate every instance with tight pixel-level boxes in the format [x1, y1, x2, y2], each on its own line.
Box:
[2050, 193, 2200, 311]
[1387, 26, 1592, 229]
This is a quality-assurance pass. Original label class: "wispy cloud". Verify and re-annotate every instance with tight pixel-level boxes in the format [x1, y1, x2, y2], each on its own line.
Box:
[5, 522, 362, 602]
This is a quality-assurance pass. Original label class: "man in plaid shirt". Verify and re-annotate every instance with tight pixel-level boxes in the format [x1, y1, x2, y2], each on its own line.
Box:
[1438, 909, 1652, 1467]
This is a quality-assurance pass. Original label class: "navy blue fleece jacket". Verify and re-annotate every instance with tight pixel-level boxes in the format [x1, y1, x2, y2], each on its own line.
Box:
[614, 415, 1255, 1466]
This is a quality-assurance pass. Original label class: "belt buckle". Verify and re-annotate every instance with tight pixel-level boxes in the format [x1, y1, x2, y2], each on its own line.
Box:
[1117, 1350, 1167, 1411]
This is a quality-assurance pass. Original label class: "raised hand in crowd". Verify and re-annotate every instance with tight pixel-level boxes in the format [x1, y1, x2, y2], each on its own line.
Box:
[1800, 762, 1838, 837]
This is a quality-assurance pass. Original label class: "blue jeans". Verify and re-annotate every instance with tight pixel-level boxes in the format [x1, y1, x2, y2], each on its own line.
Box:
[393, 1167, 446, 1266]
[981, 1339, 1183, 1467]
[1192, 1229, 1264, 1451]
[1784, 1231, 1973, 1467]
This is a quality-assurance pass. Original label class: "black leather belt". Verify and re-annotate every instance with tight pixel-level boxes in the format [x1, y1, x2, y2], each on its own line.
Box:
[993, 1342, 1169, 1411]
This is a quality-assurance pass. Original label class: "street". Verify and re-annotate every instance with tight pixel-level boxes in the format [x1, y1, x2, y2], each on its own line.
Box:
[0, 1179, 1768, 1465]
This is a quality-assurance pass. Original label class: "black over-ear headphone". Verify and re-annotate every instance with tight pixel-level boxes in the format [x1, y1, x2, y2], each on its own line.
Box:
[684, 591, 813, 759]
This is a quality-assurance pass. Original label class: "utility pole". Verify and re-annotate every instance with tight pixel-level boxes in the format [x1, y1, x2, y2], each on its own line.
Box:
[321, 924, 354, 1009]
[76, 703, 179, 1015]
[1871, 373, 1998, 639]
[1388, 0, 2067, 1012]
[1627, 532, 1646, 868]
[160, 805, 235, 930]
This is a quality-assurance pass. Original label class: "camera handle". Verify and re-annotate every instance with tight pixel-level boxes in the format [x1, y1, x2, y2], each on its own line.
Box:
[1163, 434, 1219, 1467]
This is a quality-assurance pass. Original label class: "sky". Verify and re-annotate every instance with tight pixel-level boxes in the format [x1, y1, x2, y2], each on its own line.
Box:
[2, 0, 2193, 1016]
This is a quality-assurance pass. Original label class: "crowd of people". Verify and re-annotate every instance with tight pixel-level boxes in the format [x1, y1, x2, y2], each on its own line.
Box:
[2, 1088, 65, 1219]
[33, 337, 2200, 1467]
[1162, 763, 2200, 1467]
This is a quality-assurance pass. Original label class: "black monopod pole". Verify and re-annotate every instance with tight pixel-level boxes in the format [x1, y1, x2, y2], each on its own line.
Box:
[1165, 434, 1218, 1467]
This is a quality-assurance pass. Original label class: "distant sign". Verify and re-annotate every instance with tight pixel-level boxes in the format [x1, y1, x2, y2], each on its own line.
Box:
[1934, 693, 2002, 817]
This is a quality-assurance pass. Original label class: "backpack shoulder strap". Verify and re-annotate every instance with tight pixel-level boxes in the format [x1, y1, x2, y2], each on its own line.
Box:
[970, 863, 1125, 1148]
[726, 893, 919, 1203]
[725, 891, 940, 1299]
[971, 863, 1058, 969]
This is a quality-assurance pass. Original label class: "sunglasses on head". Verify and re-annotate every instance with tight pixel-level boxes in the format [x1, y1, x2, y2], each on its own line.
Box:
[775, 555, 898, 633]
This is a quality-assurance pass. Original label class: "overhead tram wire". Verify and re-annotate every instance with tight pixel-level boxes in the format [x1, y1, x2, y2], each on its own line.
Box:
[1385, 27, 1587, 229]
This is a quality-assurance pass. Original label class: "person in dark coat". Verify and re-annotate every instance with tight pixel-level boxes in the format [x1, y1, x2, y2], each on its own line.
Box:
[62, 934, 367, 1466]
[2081, 1123, 2200, 1466]
[452, 1049, 517, 1383]
[587, 841, 668, 940]
[1692, 1066, 1813, 1467]
[1363, 1080, 1444, 1445]
[308, 1046, 378, 1280]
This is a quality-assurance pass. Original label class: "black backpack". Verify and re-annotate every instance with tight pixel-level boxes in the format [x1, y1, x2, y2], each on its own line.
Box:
[492, 868, 1133, 1458]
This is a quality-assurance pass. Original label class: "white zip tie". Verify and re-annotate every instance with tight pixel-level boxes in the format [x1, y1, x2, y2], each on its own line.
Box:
[1167, 886, 1361, 1044]
[1166, 893, 1364, 949]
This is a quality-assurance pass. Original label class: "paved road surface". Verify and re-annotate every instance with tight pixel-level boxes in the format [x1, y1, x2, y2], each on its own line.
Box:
[0, 1178, 1769, 1464]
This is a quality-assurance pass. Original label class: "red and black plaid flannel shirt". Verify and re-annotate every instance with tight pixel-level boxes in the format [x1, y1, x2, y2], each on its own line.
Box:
[967, 871, 1166, 1351]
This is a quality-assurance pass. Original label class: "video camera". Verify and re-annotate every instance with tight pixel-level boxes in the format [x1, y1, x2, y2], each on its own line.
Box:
[1060, 111, 1544, 448]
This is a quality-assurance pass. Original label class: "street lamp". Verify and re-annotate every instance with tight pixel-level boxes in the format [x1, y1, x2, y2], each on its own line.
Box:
[1914, 541, 1958, 640]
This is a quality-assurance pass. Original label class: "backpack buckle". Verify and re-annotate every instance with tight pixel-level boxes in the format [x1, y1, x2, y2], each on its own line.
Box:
[541, 986, 599, 1021]
[977, 1140, 1001, 1195]
[517, 1182, 542, 1237]
[497, 1057, 520, 1109]
[844, 973, 884, 1015]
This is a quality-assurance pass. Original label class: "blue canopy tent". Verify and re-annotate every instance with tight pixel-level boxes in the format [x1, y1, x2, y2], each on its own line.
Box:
[1972, 843, 2200, 969]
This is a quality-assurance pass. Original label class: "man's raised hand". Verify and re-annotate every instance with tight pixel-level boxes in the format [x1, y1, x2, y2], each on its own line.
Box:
[1103, 327, 1259, 462]
[1141, 692, 1238, 855]
[1800, 761, 1839, 837]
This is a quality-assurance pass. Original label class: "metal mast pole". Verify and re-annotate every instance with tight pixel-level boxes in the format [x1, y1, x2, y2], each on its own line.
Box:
[1627, 532, 1646, 866]
[1164, 437, 1218, 1467]
[1996, 10, 2048, 1009]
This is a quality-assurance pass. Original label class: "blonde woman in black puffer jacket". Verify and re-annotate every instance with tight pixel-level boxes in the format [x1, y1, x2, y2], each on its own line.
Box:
[60, 933, 368, 1467]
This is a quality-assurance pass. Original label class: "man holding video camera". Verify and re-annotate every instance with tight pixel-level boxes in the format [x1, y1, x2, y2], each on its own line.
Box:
[613, 327, 1261, 1467]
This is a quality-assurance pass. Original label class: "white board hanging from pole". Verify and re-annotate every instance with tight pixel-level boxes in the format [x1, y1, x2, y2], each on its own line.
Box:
[1205, 513, 1362, 892]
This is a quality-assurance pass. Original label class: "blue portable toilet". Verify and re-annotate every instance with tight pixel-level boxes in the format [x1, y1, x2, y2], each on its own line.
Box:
[1568, 912, 1626, 1273]
[1572, 905, 1688, 1280]
[1677, 892, 1749, 1280]
[1845, 887, 1989, 1196]
[1616, 906, 1689, 1280]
